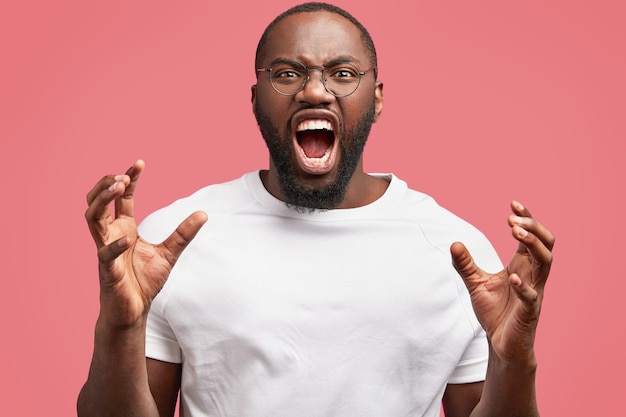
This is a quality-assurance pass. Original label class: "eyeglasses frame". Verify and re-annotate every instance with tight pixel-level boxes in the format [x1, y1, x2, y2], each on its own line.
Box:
[256, 61, 377, 98]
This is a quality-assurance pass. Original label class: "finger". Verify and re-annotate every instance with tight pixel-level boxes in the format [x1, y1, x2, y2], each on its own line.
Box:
[85, 178, 133, 247]
[509, 200, 556, 251]
[508, 202, 555, 272]
[85, 173, 130, 206]
[97, 236, 131, 266]
[509, 273, 540, 315]
[511, 223, 553, 281]
[115, 160, 145, 219]
[158, 211, 208, 266]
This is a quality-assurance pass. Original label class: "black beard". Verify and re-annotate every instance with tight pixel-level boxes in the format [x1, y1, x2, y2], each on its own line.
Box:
[254, 104, 376, 212]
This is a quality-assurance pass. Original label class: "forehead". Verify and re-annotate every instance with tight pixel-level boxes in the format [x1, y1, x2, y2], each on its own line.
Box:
[261, 11, 369, 66]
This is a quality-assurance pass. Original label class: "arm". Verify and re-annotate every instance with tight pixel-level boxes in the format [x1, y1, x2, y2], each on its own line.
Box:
[148, 359, 183, 417]
[77, 160, 207, 417]
[443, 382, 483, 417]
[450, 201, 554, 417]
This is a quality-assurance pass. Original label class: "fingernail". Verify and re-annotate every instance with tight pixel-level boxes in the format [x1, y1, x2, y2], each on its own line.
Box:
[108, 182, 118, 192]
[516, 225, 528, 237]
[512, 215, 523, 225]
[514, 200, 525, 211]
[114, 175, 125, 181]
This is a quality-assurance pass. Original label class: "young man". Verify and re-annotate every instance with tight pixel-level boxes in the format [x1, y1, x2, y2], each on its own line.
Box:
[78, 3, 554, 416]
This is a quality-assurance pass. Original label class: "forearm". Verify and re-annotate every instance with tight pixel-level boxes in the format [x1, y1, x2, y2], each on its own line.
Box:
[469, 350, 539, 417]
[77, 315, 159, 417]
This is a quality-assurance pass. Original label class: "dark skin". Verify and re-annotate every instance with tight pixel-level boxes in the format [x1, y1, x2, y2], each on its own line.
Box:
[78, 160, 206, 417]
[78, 11, 554, 417]
[251, 12, 386, 209]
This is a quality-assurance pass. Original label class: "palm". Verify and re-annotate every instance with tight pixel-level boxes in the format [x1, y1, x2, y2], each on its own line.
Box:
[451, 201, 554, 362]
[98, 215, 170, 325]
[86, 161, 207, 327]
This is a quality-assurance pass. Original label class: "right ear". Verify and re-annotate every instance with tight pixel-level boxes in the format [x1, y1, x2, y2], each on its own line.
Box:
[251, 84, 257, 113]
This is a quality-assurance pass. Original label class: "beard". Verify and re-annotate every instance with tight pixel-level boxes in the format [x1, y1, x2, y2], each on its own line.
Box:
[254, 103, 376, 212]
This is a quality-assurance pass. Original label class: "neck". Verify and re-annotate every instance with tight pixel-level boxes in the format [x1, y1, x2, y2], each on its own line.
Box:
[260, 166, 389, 210]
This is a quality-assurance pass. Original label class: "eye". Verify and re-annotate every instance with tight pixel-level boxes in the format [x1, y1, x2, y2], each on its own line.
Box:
[271, 65, 305, 83]
[276, 70, 299, 78]
[327, 65, 359, 81]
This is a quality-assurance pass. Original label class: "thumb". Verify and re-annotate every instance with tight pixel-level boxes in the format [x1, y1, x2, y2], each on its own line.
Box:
[450, 242, 481, 289]
[160, 211, 208, 265]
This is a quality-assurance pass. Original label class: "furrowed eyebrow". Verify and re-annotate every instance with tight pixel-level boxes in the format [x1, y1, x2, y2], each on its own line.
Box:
[323, 56, 361, 67]
[267, 56, 361, 68]
[268, 58, 303, 67]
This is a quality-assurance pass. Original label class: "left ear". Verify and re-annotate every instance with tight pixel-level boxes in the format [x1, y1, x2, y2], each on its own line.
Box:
[373, 81, 384, 122]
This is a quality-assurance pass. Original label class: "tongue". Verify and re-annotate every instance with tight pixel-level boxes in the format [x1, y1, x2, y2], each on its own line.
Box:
[298, 130, 333, 158]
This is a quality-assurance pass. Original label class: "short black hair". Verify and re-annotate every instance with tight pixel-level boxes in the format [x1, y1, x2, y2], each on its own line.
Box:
[255, 2, 378, 76]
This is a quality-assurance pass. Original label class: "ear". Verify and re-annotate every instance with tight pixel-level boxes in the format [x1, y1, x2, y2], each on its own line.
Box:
[373, 81, 384, 122]
[251, 84, 257, 113]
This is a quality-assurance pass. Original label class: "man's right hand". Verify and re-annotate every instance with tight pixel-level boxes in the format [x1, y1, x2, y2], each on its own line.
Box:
[84, 159, 207, 328]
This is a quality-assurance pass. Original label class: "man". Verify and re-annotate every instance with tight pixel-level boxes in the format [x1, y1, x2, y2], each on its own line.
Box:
[78, 3, 554, 416]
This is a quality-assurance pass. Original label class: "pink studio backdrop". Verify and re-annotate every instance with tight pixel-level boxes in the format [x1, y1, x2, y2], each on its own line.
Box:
[1, 1, 624, 415]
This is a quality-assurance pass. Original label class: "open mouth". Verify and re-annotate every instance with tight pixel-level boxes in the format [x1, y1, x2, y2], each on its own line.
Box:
[294, 118, 337, 174]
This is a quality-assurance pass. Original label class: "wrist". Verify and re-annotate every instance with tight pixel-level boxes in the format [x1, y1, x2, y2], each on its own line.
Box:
[95, 310, 148, 336]
[476, 348, 539, 416]
[486, 333, 538, 368]
[488, 352, 538, 380]
[97, 292, 151, 329]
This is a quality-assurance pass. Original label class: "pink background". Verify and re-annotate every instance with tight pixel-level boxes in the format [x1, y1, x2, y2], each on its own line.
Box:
[1, 1, 624, 415]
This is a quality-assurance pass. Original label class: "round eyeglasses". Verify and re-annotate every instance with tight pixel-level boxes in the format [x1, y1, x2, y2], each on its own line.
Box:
[256, 60, 376, 98]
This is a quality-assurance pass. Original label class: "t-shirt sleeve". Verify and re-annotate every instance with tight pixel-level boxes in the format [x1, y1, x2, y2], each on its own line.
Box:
[139, 203, 188, 363]
[440, 215, 498, 385]
[447, 327, 488, 384]
[145, 291, 182, 363]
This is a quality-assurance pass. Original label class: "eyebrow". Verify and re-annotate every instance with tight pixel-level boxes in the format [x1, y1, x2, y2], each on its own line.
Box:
[324, 55, 361, 67]
[267, 55, 361, 68]
[267, 57, 304, 67]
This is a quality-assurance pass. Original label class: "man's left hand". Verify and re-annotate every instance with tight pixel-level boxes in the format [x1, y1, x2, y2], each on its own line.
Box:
[451, 201, 555, 363]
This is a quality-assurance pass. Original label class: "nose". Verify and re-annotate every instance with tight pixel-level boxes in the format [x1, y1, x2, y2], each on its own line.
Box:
[296, 68, 335, 104]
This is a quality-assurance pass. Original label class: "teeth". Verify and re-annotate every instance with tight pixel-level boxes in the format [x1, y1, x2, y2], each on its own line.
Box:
[297, 119, 333, 132]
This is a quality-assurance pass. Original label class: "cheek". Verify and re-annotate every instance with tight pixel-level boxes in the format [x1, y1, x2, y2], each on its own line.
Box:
[255, 88, 288, 115]
[255, 95, 295, 139]
[341, 95, 375, 128]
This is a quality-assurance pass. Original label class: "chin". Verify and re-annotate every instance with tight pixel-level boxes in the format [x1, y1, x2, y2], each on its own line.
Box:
[255, 102, 376, 211]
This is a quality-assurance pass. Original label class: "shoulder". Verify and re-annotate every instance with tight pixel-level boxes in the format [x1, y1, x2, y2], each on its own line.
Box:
[138, 172, 259, 243]
[387, 175, 477, 231]
[387, 175, 502, 271]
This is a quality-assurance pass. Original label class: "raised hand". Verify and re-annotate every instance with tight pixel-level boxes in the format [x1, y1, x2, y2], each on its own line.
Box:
[451, 201, 554, 363]
[84, 160, 207, 328]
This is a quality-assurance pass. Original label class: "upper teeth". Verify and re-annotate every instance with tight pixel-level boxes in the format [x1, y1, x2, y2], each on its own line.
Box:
[297, 119, 333, 132]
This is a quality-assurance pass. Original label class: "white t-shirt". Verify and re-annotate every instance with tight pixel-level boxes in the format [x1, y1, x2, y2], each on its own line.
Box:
[140, 172, 503, 417]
